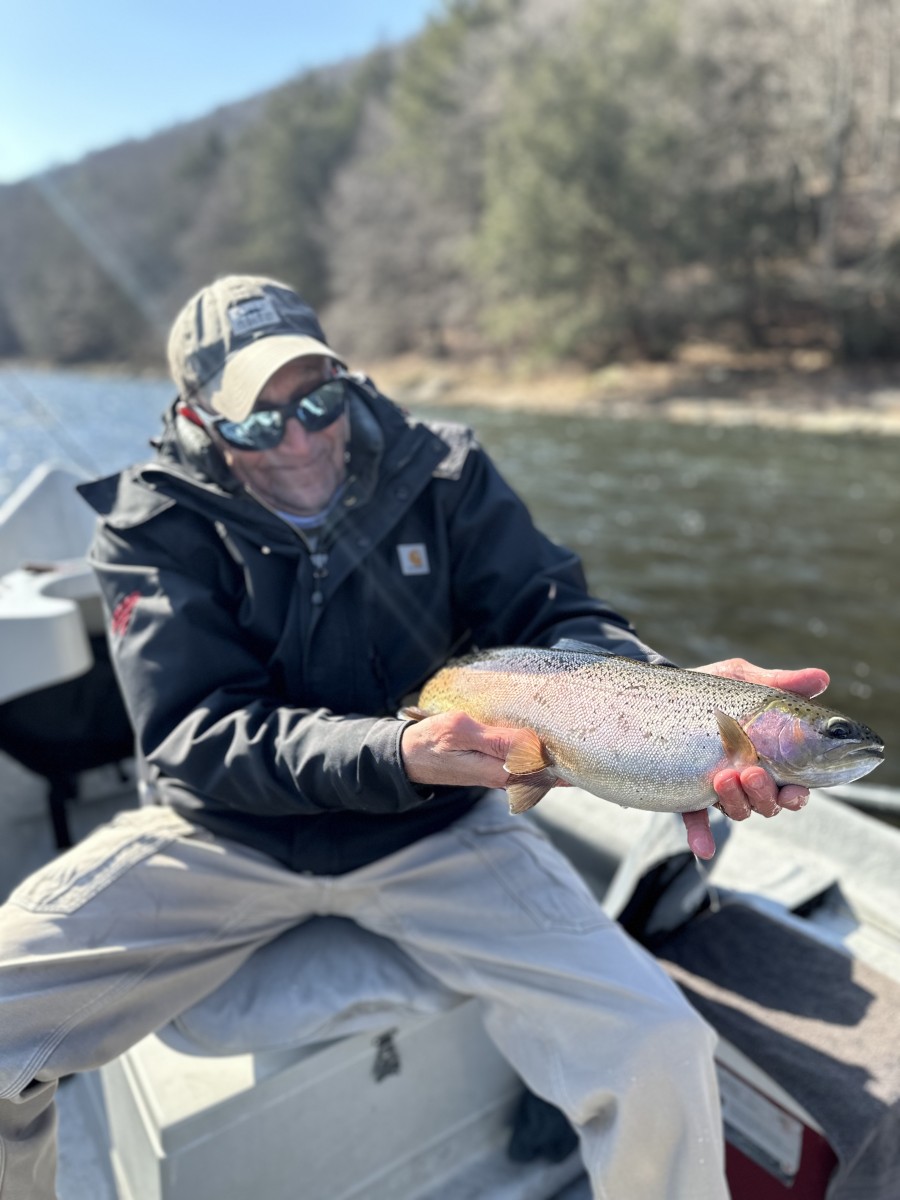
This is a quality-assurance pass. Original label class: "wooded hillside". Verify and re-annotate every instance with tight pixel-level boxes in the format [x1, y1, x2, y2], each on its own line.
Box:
[1, 0, 897, 370]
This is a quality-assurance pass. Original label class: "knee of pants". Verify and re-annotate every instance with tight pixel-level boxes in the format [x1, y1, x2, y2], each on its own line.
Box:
[638, 999, 718, 1079]
[565, 1002, 719, 1132]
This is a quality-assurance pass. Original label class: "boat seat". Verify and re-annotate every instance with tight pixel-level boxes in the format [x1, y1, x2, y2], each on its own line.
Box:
[0, 625, 135, 849]
[80, 914, 586, 1200]
[159, 914, 460, 1058]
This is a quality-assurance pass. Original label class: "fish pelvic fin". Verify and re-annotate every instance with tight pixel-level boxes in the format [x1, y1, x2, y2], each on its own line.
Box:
[506, 773, 557, 815]
[504, 730, 556, 814]
[714, 709, 759, 768]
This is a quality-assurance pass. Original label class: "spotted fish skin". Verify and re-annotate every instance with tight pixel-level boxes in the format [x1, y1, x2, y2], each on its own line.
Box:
[412, 646, 885, 814]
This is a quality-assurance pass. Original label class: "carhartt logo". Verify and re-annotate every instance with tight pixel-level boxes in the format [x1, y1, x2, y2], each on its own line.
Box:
[227, 297, 281, 337]
[397, 544, 430, 576]
[111, 590, 141, 637]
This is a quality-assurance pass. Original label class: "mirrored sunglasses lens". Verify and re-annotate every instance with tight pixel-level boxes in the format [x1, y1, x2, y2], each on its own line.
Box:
[297, 380, 346, 431]
[219, 410, 285, 450]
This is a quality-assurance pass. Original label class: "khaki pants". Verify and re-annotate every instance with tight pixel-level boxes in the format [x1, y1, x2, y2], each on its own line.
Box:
[0, 795, 727, 1200]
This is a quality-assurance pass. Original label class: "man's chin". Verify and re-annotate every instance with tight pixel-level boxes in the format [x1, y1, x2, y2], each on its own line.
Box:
[266, 490, 334, 517]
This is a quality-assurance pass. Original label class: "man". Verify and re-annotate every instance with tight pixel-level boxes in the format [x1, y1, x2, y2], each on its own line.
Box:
[0, 276, 826, 1199]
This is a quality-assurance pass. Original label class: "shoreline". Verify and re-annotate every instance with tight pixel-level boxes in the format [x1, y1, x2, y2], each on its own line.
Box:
[367, 352, 900, 436]
[5, 351, 900, 436]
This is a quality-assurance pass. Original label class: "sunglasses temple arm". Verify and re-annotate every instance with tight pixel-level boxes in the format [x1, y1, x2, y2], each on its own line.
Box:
[177, 402, 212, 430]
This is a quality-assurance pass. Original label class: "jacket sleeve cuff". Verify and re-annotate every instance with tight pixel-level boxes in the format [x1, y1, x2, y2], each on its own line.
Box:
[353, 717, 436, 813]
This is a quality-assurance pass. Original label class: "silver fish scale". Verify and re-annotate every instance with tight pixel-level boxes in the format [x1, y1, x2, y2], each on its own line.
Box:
[419, 646, 877, 813]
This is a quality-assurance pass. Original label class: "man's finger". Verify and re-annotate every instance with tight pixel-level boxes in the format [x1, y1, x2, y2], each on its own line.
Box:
[696, 659, 830, 699]
[776, 786, 809, 811]
[681, 809, 716, 859]
[712, 770, 752, 820]
[759, 667, 830, 698]
[738, 765, 781, 817]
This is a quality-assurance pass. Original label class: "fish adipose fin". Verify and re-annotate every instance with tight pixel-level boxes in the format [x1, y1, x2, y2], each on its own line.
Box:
[714, 709, 759, 768]
[504, 730, 557, 814]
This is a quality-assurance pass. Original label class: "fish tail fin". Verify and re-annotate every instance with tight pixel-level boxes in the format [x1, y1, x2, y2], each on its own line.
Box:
[504, 730, 557, 814]
[400, 705, 429, 721]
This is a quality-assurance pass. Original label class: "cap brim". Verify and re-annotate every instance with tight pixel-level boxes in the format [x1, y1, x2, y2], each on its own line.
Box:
[200, 335, 343, 422]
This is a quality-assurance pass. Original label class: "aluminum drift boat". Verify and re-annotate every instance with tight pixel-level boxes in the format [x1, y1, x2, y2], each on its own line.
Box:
[2, 463, 899, 1200]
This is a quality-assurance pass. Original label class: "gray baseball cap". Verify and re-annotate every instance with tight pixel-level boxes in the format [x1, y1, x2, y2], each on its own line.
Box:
[167, 275, 344, 422]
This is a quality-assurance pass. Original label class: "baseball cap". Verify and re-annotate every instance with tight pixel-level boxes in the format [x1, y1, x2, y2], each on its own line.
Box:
[167, 276, 344, 422]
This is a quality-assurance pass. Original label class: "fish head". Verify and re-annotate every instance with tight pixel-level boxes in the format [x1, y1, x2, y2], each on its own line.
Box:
[743, 696, 885, 788]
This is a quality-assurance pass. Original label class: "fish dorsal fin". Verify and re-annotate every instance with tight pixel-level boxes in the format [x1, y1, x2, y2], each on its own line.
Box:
[504, 730, 556, 814]
[551, 638, 616, 658]
[714, 709, 759, 768]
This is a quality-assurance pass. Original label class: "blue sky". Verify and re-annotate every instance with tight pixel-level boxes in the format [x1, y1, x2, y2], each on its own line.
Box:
[0, 0, 443, 183]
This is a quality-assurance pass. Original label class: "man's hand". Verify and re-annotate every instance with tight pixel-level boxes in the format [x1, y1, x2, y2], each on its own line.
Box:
[400, 711, 530, 790]
[682, 658, 831, 859]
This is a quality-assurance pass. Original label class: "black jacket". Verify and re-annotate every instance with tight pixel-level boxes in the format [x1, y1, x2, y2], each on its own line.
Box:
[79, 380, 663, 874]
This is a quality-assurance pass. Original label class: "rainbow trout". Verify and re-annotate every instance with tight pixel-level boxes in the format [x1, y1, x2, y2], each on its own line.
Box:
[406, 645, 885, 814]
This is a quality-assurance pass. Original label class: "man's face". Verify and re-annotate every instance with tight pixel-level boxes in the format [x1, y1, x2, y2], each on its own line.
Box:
[220, 355, 349, 517]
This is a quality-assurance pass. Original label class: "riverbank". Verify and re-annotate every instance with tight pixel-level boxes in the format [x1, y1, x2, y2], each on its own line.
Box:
[367, 346, 900, 436]
[6, 348, 900, 435]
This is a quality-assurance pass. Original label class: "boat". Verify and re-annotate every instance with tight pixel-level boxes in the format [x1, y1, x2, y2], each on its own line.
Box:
[0, 463, 135, 851]
[1, 462, 898, 1200]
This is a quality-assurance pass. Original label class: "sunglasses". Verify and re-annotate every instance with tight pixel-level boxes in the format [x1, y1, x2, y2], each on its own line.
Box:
[193, 375, 350, 451]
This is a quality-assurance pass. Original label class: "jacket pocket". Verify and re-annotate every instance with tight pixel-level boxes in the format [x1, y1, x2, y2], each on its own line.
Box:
[8, 806, 194, 915]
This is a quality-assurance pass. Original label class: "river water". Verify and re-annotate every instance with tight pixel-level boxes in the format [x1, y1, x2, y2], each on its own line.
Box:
[2, 366, 897, 788]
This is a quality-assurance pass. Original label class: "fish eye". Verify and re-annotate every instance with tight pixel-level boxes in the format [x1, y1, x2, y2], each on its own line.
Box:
[825, 717, 854, 740]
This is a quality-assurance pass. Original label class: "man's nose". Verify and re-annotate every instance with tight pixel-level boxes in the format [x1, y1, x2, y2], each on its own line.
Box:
[280, 414, 314, 449]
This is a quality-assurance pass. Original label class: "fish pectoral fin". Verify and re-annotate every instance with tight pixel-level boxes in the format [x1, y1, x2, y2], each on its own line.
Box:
[503, 729, 551, 776]
[506, 771, 557, 815]
[714, 709, 759, 768]
[400, 705, 429, 721]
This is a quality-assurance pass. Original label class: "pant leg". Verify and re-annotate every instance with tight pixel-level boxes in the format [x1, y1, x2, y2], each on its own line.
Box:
[0, 1082, 57, 1200]
[327, 793, 729, 1200]
[1, 796, 729, 1200]
[0, 806, 323, 1200]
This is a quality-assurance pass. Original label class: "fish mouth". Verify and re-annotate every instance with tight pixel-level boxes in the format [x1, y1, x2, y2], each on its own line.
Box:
[792, 741, 885, 788]
[847, 743, 885, 761]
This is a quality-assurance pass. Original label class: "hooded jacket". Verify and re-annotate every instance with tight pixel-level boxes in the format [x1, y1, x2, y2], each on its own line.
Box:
[78, 379, 664, 875]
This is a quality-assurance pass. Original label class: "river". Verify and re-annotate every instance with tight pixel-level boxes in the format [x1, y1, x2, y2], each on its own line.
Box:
[2, 366, 897, 788]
